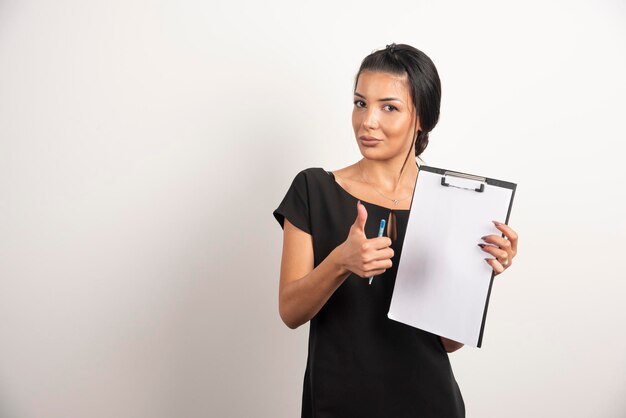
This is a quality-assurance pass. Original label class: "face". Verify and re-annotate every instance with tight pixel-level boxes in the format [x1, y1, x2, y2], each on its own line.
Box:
[352, 70, 419, 159]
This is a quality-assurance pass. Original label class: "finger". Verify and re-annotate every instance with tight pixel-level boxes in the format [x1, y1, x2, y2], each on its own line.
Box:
[492, 221, 518, 253]
[477, 243, 508, 260]
[485, 258, 505, 275]
[363, 249, 393, 264]
[363, 268, 387, 277]
[369, 247, 395, 262]
[369, 236, 393, 250]
[360, 238, 390, 254]
[481, 234, 512, 254]
[353, 201, 368, 234]
[364, 258, 393, 270]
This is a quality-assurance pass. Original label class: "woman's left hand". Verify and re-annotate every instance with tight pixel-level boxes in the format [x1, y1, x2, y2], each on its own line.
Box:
[479, 221, 518, 275]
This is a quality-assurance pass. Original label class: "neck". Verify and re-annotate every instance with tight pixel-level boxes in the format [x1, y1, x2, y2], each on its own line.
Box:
[359, 156, 419, 193]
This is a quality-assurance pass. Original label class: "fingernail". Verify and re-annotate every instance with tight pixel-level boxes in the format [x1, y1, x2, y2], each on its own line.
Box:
[481, 236, 488, 240]
[492, 220, 503, 226]
[484, 258, 492, 262]
[477, 243, 486, 248]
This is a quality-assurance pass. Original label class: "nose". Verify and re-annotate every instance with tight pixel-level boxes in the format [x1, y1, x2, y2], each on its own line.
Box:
[362, 107, 379, 130]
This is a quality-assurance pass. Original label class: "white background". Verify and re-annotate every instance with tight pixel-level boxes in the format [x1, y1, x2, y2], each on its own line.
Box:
[1, 1, 625, 417]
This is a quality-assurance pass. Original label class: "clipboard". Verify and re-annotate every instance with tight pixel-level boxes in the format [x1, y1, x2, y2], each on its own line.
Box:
[387, 165, 516, 347]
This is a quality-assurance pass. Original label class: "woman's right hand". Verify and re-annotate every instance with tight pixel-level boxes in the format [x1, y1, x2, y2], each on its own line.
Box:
[338, 201, 394, 278]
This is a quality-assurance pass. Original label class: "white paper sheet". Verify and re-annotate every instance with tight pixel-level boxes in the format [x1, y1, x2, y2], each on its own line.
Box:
[387, 167, 515, 347]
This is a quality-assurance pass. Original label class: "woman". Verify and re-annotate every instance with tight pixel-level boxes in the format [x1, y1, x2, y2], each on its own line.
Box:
[273, 43, 518, 418]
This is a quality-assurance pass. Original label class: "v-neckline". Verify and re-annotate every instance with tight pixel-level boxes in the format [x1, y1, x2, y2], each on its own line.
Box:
[324, 168, 412, 212]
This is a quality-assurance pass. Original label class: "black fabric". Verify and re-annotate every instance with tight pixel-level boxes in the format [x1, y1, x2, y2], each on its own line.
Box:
[273, 167, 465, 418]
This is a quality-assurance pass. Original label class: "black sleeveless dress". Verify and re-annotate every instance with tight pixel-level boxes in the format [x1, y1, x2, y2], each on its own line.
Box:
[273, 167, 465, 418]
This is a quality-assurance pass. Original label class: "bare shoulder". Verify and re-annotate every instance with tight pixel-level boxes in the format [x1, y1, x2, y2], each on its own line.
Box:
[330, 163, 361, 191]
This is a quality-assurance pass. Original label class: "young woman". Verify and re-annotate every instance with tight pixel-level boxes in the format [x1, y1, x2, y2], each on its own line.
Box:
[273, 43, 519, 418]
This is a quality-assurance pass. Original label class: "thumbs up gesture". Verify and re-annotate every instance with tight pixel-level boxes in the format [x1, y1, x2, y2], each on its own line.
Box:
[338, 201, 395, 279]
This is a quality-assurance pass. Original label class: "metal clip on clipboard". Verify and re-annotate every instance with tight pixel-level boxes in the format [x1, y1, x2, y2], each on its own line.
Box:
[440, 171, 487, 193]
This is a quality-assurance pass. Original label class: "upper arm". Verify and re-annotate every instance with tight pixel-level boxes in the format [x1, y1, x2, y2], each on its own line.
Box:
[279, 218, 314, 293]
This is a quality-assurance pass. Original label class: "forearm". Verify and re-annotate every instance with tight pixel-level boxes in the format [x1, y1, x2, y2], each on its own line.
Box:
[279, 244, 351, 329]
[440, 336, 464, 353]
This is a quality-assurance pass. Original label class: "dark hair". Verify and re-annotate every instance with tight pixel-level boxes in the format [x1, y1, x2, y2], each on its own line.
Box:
[354, 43, 441, 160]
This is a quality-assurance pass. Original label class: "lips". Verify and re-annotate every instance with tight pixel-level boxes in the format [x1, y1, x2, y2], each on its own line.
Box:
[359, 135, 381, 147]
[359, 135, 381, 141]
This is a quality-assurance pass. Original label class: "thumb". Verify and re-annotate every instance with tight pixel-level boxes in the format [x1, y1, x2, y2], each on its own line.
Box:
[352, 200, 368, 234]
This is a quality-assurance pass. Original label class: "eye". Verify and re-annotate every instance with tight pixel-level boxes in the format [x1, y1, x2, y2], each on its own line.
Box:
[353, 100, 366, 108]
[383, 104, 398, 112]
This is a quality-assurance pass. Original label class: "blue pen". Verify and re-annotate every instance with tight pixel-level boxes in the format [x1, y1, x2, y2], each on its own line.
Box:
[368, 219, 386, 285]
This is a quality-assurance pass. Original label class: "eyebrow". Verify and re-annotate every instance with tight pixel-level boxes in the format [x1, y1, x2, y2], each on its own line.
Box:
[354, 92, 404, 103]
